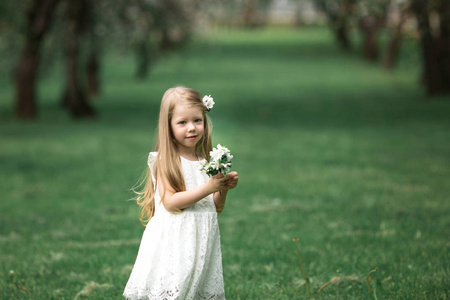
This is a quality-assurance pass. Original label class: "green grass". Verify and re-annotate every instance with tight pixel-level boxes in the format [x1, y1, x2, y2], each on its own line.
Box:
[1, 27, 449, 299]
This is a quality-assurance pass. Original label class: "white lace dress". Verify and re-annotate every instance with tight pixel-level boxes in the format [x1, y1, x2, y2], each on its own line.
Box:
[123, 152, 225, 300]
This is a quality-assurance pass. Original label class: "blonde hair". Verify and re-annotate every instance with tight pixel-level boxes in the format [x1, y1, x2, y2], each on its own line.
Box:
[136, 86, 212, 225]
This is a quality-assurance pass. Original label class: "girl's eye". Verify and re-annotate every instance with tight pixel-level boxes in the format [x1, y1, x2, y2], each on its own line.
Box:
[179, 121, 186, 125]
[195, 119, 202, 123]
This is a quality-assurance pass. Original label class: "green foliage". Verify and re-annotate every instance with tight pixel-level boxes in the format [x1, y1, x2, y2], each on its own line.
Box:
[0, 27, 449, 299]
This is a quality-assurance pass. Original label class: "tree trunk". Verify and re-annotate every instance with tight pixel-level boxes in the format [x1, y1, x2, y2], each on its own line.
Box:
[335, 21, 352, 50]
[15, 0, 60, 119]
[160, 28, 173, 53]
[436, 0, 450, 94]
[420, 27, 441, 95]
[383, 10, 406, 69]
[64, 0, 96, 117]
[359, 16, 380, 62]
[412, 0, 450, 96]
[333, 0, 354, 51]
[85, 1, 101, 98]
[15, 45, 39, 119]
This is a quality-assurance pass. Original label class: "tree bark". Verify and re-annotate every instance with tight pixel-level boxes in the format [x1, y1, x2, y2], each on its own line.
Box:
[15, 45, 39, 119]
[63, 0, 96, 117]
[359, 16, 383, 62]
[337, 0, 354, 50]
[335, 22, 352, 50]
[436, 0, 450, 94]
[160, 28, 173, 52]
[412, 0, 450, 96]
[15, 0, 60, 119]
[324, 0, 354, 51]
[382, 9, 406, 69]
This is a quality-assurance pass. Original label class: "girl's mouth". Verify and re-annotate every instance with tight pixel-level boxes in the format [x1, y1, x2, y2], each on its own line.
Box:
[187, 136, 197, 140]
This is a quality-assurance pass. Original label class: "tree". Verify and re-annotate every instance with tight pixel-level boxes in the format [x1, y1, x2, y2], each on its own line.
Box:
[314, 0, 355, 51]
[356, 0, 389, 62]
[85, 0, 109, 97]
[61, 0, 96, 117]
[382, 0, 408, 69]
[14, 0, 61, 119]
[410, 0, 450, 96]
[118, 0, 200, 80]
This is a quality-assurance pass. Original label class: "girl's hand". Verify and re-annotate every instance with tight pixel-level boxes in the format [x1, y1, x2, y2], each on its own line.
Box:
[223, 171, 239, 191]
[207, 173, 229, 193]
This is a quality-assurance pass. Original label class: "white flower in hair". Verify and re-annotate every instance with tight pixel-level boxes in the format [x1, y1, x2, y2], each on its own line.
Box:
[202, 95, 215, 111]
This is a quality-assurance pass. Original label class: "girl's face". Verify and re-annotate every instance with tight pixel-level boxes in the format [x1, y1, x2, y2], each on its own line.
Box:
[170, 102, 205, 155]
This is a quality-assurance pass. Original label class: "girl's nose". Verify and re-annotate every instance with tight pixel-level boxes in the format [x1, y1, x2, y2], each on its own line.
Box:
[187, 123, 195, 131]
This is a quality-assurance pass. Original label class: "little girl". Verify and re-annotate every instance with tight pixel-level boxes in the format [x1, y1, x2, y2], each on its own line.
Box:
[123, 86, 239, 300]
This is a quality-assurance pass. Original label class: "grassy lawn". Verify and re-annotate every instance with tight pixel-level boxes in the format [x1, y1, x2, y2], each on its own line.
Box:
[1, 27, 449, 299]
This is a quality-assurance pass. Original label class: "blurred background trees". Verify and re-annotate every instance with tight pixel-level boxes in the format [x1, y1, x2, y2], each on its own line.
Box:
[0, 0, 448, 120]
[312, 0, 450, 95]
[2, 0, 201, 119]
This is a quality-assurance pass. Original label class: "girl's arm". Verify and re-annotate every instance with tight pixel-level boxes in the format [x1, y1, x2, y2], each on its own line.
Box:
[160, 173, 230, 213]
[213, 190, 228, 215]
[214, 172, 239, 215]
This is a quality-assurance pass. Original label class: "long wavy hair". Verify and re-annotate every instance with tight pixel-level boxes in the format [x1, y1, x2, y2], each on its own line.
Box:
[136, 86, 212, 225]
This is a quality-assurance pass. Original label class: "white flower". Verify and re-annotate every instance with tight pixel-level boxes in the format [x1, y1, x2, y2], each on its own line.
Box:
[199, 159, 208, 169]
[201, 144, 233, 176]
[203, 95, 215, 111]
[210, 158, 219, 169]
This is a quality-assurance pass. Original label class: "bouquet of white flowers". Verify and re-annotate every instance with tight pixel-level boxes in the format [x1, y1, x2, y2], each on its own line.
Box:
[200, 144, 233, 176]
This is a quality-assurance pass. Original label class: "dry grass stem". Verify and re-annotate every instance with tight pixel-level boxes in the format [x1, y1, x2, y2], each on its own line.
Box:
[317, 275, 340, 294]
[295, 242, 310, 298]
